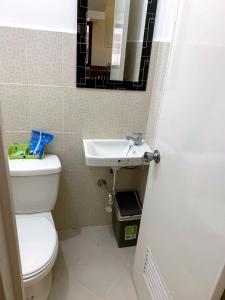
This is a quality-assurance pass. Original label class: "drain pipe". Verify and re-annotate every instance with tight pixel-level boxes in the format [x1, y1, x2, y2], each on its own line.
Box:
[97, 179, 113, 212]
[111, 167, 118, 202]
[97, 167, 120, 213]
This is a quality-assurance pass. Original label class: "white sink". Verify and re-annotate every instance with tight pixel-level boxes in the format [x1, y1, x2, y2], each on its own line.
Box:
[83, 139, 151, 167]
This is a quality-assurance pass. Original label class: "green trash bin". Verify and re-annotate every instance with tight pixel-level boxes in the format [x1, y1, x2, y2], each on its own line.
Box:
[113, 190, 142, 248]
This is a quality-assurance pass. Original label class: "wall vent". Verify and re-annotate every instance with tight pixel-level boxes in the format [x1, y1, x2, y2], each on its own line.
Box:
[143, 247, 172, 300]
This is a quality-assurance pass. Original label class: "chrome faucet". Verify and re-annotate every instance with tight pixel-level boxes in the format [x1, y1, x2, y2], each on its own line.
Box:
[126, 133, 144, 146]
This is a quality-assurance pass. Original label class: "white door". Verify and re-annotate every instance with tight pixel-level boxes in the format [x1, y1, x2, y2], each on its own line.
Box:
[110, 0, 130, 81]
[133, 0, 225, 299]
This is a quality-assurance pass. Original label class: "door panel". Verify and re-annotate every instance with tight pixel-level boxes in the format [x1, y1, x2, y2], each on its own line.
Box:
[133, 0, 225, 299]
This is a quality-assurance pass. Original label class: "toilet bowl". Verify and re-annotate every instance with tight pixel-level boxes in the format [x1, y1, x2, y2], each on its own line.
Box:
[8, 155, 61, 300]
[16, 213, 58, 300]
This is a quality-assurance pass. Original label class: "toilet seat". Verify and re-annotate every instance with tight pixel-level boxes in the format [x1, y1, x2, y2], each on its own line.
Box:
[16, 215, 58, 286]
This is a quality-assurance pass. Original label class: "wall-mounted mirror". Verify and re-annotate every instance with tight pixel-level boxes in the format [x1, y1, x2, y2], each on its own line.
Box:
[77, 0, 158, 91]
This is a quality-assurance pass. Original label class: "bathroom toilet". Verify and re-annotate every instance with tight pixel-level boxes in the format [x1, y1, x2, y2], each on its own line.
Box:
[8, 155, 61, 300]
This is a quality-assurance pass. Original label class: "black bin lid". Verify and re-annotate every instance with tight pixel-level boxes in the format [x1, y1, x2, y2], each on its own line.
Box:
[116, 190, 142, 217]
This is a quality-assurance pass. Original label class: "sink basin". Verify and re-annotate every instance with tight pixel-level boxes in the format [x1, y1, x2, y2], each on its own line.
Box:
[83, 139, 151, 167]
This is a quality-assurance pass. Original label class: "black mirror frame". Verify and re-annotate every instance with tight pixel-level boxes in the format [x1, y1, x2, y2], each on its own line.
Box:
[77, 0, 158, 91]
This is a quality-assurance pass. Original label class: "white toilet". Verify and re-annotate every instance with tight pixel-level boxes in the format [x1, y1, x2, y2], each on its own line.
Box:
[8, 154, 62, 300]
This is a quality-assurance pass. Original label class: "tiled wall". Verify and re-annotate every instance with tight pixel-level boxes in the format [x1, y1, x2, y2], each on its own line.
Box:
[145, 42, 171, 148]
[0, 26, 154, 229]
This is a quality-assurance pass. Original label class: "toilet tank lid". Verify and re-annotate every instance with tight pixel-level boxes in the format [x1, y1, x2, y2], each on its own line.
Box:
[8, 154, 62, 176]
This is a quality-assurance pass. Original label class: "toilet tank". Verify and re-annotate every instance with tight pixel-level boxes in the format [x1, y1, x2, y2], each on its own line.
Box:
[8, 155, 62, 214]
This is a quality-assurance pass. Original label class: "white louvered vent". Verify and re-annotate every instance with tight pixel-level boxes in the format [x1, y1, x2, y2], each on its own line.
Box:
[143, 248, 172, 300]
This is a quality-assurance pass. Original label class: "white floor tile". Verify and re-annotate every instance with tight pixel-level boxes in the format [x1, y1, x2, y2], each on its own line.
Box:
[105, 271, 138, 300]
[49, 269, 103, 300]
[49, 226, 138, 300]
[70, 249, 127, 298]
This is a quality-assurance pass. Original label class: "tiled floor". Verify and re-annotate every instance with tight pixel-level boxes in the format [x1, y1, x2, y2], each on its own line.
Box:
[48, 226, 138, 300]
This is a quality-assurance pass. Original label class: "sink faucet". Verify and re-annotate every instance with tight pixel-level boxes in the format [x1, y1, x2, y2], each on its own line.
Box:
[126, 133, 144, 146]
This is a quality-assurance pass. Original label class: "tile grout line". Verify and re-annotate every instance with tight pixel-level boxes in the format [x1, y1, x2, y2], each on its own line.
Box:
[51, 226, 137, 300]
[23, 28, 33, 130]
[0, 82, 152, 95]
[61, 32, 64, 95]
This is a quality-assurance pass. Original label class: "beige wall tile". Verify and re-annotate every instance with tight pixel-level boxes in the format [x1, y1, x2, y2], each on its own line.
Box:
[88, 200, 112, 227]
[145, 92, 163, 147]
[63, 88, 91, 132]
[53, 174, 71, 230]
[64, 87, 150, 137]
[3, 131, 31, 149]
[0, 85, 31, 131]
[0, 27, 27, 84]
[132, 166, 149, 203]
[87, 91, 123, 130]
[56, 170, 93, 228]
[0, 27, 158, 229]
[62, 33, 76, 87]
[88, 167, 114, 192]
[146, 42, 160, 92]
[85, 167, 113, 226]
[46, 131, 64, 159]
[62, 132, 86, 171]
[81, 127, 123, 139]
[146, 42, 171, 147]
[25, 29, 62, 86]
[28, 86, 63, 132]
[116, 168, 138, 191]
[120, 91, 151, 134]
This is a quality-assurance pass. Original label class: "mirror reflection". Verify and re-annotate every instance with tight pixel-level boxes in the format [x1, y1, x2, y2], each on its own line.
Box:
[86, 0, 149, 82]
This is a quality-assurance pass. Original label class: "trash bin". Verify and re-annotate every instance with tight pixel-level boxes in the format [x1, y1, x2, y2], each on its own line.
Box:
[113, 190, 142, 248]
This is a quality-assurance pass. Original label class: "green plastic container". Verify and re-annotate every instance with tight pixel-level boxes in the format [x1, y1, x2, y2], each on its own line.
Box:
[8, 144, 45, 159]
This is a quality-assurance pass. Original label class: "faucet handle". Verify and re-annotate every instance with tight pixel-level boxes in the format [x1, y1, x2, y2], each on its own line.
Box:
[133, 133, 144, 145]
[126, 132, 144, 146]
[133, 132, 143, 139]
